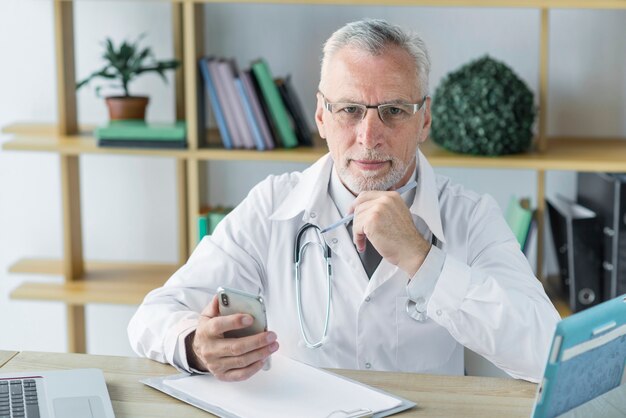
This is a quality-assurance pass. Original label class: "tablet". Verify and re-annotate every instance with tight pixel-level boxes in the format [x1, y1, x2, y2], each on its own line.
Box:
[532, 294, 626, 418]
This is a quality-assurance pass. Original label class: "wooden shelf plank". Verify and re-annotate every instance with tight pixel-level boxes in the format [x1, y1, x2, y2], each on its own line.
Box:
[5, 131, 626, 170]
[2, 134, 189, 159]
[421, 137, 626, 172]
[8, 258, 179, 305]
[51, 0, 625, 10]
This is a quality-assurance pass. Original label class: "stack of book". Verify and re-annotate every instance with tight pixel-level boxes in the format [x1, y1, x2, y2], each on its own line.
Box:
[198, 206, 232, 242]
[198, 56, 312, 150]
[95, 120, 187, 149]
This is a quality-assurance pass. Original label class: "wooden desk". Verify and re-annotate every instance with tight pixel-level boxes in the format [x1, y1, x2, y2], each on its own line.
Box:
[0, 351, 537, 417]
[0, 351, 17, 368]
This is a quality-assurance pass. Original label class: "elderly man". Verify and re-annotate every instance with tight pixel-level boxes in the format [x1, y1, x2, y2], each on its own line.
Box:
[128, 19, 559, 383]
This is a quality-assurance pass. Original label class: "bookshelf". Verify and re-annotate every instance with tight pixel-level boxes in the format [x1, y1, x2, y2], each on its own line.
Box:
[3, 0, 625, 352]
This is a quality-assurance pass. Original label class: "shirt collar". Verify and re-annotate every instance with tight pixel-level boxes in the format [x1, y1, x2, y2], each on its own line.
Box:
[269, 149, 447, 245]
[269, 153, 334, 222]
[412, 149, 447, 245]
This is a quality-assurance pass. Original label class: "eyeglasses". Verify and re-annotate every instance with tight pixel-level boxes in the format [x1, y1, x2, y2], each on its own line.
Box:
[319, 91, 427, 128]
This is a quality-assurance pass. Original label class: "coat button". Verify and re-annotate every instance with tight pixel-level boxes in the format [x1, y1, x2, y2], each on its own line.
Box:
[331, 238, 338, 244]
[365, 296, 371, 302]
[436, 309, 442, 316]
[365, 362, 371, 369]
[309, 211, 317, 218]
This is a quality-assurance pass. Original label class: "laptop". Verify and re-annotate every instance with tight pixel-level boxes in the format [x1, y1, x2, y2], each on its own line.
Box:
[532, 294, 626, 418]
[0, 368, 115, 418]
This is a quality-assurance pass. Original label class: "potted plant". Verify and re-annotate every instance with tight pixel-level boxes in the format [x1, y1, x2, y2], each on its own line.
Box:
[76, 34, 179, 120]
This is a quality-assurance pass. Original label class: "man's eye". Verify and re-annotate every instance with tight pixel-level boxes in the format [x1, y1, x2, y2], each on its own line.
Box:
[386, 107, 404, 116]
[341, 106, 360, 114]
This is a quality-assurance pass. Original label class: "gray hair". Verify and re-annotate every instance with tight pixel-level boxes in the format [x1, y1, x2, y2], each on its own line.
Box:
[320, 19, 431, 96]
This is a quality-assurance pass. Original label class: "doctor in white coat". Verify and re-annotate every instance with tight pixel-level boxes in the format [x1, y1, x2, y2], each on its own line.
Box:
[128, 19, 560, 383]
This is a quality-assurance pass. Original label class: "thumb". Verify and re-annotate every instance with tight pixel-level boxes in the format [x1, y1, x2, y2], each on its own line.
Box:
[200, 294, 220, 318]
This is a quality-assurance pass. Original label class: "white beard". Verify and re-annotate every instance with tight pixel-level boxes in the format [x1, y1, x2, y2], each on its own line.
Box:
[338, 151, 415, 193]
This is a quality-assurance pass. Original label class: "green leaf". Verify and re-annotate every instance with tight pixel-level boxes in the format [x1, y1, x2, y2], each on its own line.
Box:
[77, 34, 179, 97]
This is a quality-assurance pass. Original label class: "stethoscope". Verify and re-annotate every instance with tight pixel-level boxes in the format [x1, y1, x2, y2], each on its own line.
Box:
[293, 222, 439, 349]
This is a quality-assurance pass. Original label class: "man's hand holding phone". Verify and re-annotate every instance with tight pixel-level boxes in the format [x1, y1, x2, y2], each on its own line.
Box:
[186, 290, 278, 382]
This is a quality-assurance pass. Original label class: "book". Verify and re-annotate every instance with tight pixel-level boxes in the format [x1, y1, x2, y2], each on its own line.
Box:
[248, 67, 281, 147]
[199, 57, 233, 149]
[198, 213, 209, 243]
[276, 75, 313, 146]
[207, 59, 244, 149]
[198, 207, 232, 243]
[251, 58, 298, 148]
[235, 76, 266, 151]
[95, 120, 186, 141]
[217, 59, 255, 149]
[577, 172, 626, 301]
[547, 196, 603, 312]
[505, 196, 534, 249]
[240, 69, 275, 150]
[141, 353, 414, 418]
[98, 139, 186, 149]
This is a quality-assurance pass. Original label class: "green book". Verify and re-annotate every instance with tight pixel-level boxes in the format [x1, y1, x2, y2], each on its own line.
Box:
[198, 213, 209, 243]
[251, 59, 298, 148]
[95, 120, 186, 141]
[505, 196, 533, 248]
[207, 207, 232, 234]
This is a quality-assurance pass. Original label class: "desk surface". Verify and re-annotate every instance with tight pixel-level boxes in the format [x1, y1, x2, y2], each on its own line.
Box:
[0, 350, 537, 418]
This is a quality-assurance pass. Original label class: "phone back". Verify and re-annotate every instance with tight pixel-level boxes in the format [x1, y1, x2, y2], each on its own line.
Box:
[217, 287, 267, 338]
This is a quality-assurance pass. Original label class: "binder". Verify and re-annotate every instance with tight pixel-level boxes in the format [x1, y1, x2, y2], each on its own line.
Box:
[276, 75, 313, 146]
[251, 58, 298, 148]
[547, 200, 570, 297]
[207, 59, 244, 148]
[199, 57, 233, 149]
[235, 76, 266, 150]
[217, 59, 256, 149]
[546, 196, 602, 312]
[504, 196, 533, 249]
[578, 172, 626, 300]
[240, 69, 275, 150]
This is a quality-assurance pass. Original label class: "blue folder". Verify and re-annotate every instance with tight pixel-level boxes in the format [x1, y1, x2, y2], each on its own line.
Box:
[532, 294, 626, 417]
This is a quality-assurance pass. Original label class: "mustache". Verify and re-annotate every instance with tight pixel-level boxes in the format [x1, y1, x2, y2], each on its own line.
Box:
[345, 150, 394, 162]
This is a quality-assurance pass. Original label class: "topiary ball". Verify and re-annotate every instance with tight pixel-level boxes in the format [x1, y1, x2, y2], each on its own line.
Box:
[430, 55, 536, 156]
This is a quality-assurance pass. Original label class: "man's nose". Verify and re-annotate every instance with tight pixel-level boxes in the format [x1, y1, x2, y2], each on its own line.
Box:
[356, 108, 384, 149]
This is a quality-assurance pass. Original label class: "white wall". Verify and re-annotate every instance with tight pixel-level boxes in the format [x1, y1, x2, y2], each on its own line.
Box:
[1, 1, 624, 376]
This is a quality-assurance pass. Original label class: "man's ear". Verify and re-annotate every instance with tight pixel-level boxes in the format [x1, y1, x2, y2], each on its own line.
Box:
[315, 93, 327, 140]
[417, 96, 432, 145]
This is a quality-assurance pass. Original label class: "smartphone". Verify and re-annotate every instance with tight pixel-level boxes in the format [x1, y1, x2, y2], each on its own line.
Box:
[217, 287, 271, 370]
[216, 286, 268, 339]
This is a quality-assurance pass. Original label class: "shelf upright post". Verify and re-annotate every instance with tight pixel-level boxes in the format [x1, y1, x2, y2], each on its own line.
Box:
[538, 8, 549, 153]
[535, 8, 550, 284]
[536, 170, 546, 283]
[173, 2, 189, 264]
[183, 1, 205, 255]
[54, 0, 86, 353]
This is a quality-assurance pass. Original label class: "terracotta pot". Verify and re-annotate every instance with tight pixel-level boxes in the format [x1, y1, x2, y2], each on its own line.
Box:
[105, 96, 149, 120]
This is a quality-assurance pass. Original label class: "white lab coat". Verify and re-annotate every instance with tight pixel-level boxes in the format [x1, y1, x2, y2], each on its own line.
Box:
[128, 151, 560, 382]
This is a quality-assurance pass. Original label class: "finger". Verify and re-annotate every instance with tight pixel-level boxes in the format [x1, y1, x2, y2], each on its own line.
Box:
[349, 190, 385, 213]
[200, 294, 220, 319]
[214, 341, 279, 374]
[217, 359, 267, 382]
[206, 313, 255, 336]
[214, 331, 277, 358]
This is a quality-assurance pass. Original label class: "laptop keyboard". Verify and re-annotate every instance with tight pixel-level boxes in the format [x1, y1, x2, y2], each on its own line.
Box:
[0, 379, 40, 418]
